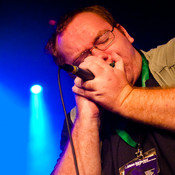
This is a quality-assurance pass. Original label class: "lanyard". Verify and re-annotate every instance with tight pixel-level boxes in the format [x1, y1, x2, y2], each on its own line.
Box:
[141, 50, 149, 87]
[116, 50, 149, 148]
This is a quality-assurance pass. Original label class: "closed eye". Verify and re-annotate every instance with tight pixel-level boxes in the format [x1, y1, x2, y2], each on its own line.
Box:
[96, 37, 109, 45]
[95, 31, 110, 46]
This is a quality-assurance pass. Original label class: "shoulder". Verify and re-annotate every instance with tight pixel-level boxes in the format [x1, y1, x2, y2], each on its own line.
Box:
[142, 38, 175, 87]
[143, 38, 175, 68]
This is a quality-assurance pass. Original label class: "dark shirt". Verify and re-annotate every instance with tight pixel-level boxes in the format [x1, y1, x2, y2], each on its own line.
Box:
[58, 72, 175, 175]
[100, 72, 175, 175]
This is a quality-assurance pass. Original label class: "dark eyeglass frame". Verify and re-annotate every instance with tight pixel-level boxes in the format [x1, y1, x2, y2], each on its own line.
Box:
[72, 27, 115, 66]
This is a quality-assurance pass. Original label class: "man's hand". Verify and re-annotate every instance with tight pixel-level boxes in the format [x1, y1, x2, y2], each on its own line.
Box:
[72, 52, 133, 113]
[72, 53, 175, 131]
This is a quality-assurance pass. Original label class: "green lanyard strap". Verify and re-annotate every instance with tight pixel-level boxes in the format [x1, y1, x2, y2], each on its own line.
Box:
[141, 51, 149, 87]
[116, 129, 138, 148]
[116, 50, 149, 148]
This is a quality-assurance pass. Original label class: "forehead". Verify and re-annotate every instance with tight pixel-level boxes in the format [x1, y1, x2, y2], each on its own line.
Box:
[56, 12, 112, 62]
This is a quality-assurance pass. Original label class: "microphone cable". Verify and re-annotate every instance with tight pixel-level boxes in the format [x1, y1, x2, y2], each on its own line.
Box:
[58, 66, 80, 175]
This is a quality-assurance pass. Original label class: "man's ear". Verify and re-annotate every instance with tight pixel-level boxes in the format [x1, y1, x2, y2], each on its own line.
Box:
[116, 24, 134, 43]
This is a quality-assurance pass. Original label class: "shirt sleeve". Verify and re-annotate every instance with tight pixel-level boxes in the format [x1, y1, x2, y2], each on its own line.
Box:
[50, 113, 74, 175]
[51, 106, 77, 175]
[59, 113, 74, 159]
[143, 38, 175, 87]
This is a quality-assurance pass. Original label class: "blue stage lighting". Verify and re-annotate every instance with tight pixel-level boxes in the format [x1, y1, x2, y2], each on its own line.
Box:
[30, 85, 42, 94]
[28, 84, 57, 175]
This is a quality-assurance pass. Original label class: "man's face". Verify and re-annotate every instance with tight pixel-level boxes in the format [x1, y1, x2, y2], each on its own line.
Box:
[56, 12, 142, 85]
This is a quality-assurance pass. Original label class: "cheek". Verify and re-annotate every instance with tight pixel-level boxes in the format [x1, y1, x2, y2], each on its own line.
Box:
[121, 55, 133, 73]
[112, 30, 135, 56]
[125, 67, 134, 83]
[122, 58, 135, 82]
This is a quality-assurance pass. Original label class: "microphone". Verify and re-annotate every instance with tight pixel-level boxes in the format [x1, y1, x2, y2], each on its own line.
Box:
[60, 64, 94, 81]
[60, 61, 115, 81]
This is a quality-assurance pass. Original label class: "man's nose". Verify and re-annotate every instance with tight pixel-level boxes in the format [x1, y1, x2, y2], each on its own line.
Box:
[91, 47, 112, 63]
[91, 47, 103, 55]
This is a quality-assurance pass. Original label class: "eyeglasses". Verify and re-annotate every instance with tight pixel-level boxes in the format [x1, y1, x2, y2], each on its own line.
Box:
[73, 27, 115, 66]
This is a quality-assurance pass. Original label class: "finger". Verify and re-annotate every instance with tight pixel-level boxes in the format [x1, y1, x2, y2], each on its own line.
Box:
[72, 85, 85, 96]
[80, 55, 109, 69]
[111, 52, 125, 71]
[116, 57, 125, 72]
[79, 60, 104, 77]
[81, 80, 95, 91]
[74, 77, 84, 88]
[74, 75, 95, 91]
[72, 85, 96, 101]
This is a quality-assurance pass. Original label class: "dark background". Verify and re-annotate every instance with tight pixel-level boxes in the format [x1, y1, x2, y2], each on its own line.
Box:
[0, 0, 174, 174]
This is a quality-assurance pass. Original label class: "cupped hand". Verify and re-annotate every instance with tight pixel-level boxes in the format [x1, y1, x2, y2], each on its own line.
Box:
[72, 52, 133, 113]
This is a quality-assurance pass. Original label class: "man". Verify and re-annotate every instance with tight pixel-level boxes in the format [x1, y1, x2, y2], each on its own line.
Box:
[46, 5, 175, 175]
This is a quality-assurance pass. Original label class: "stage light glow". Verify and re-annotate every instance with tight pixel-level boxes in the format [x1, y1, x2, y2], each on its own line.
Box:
[30, 85, 42, 94]
[27, 87, 57, 175]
